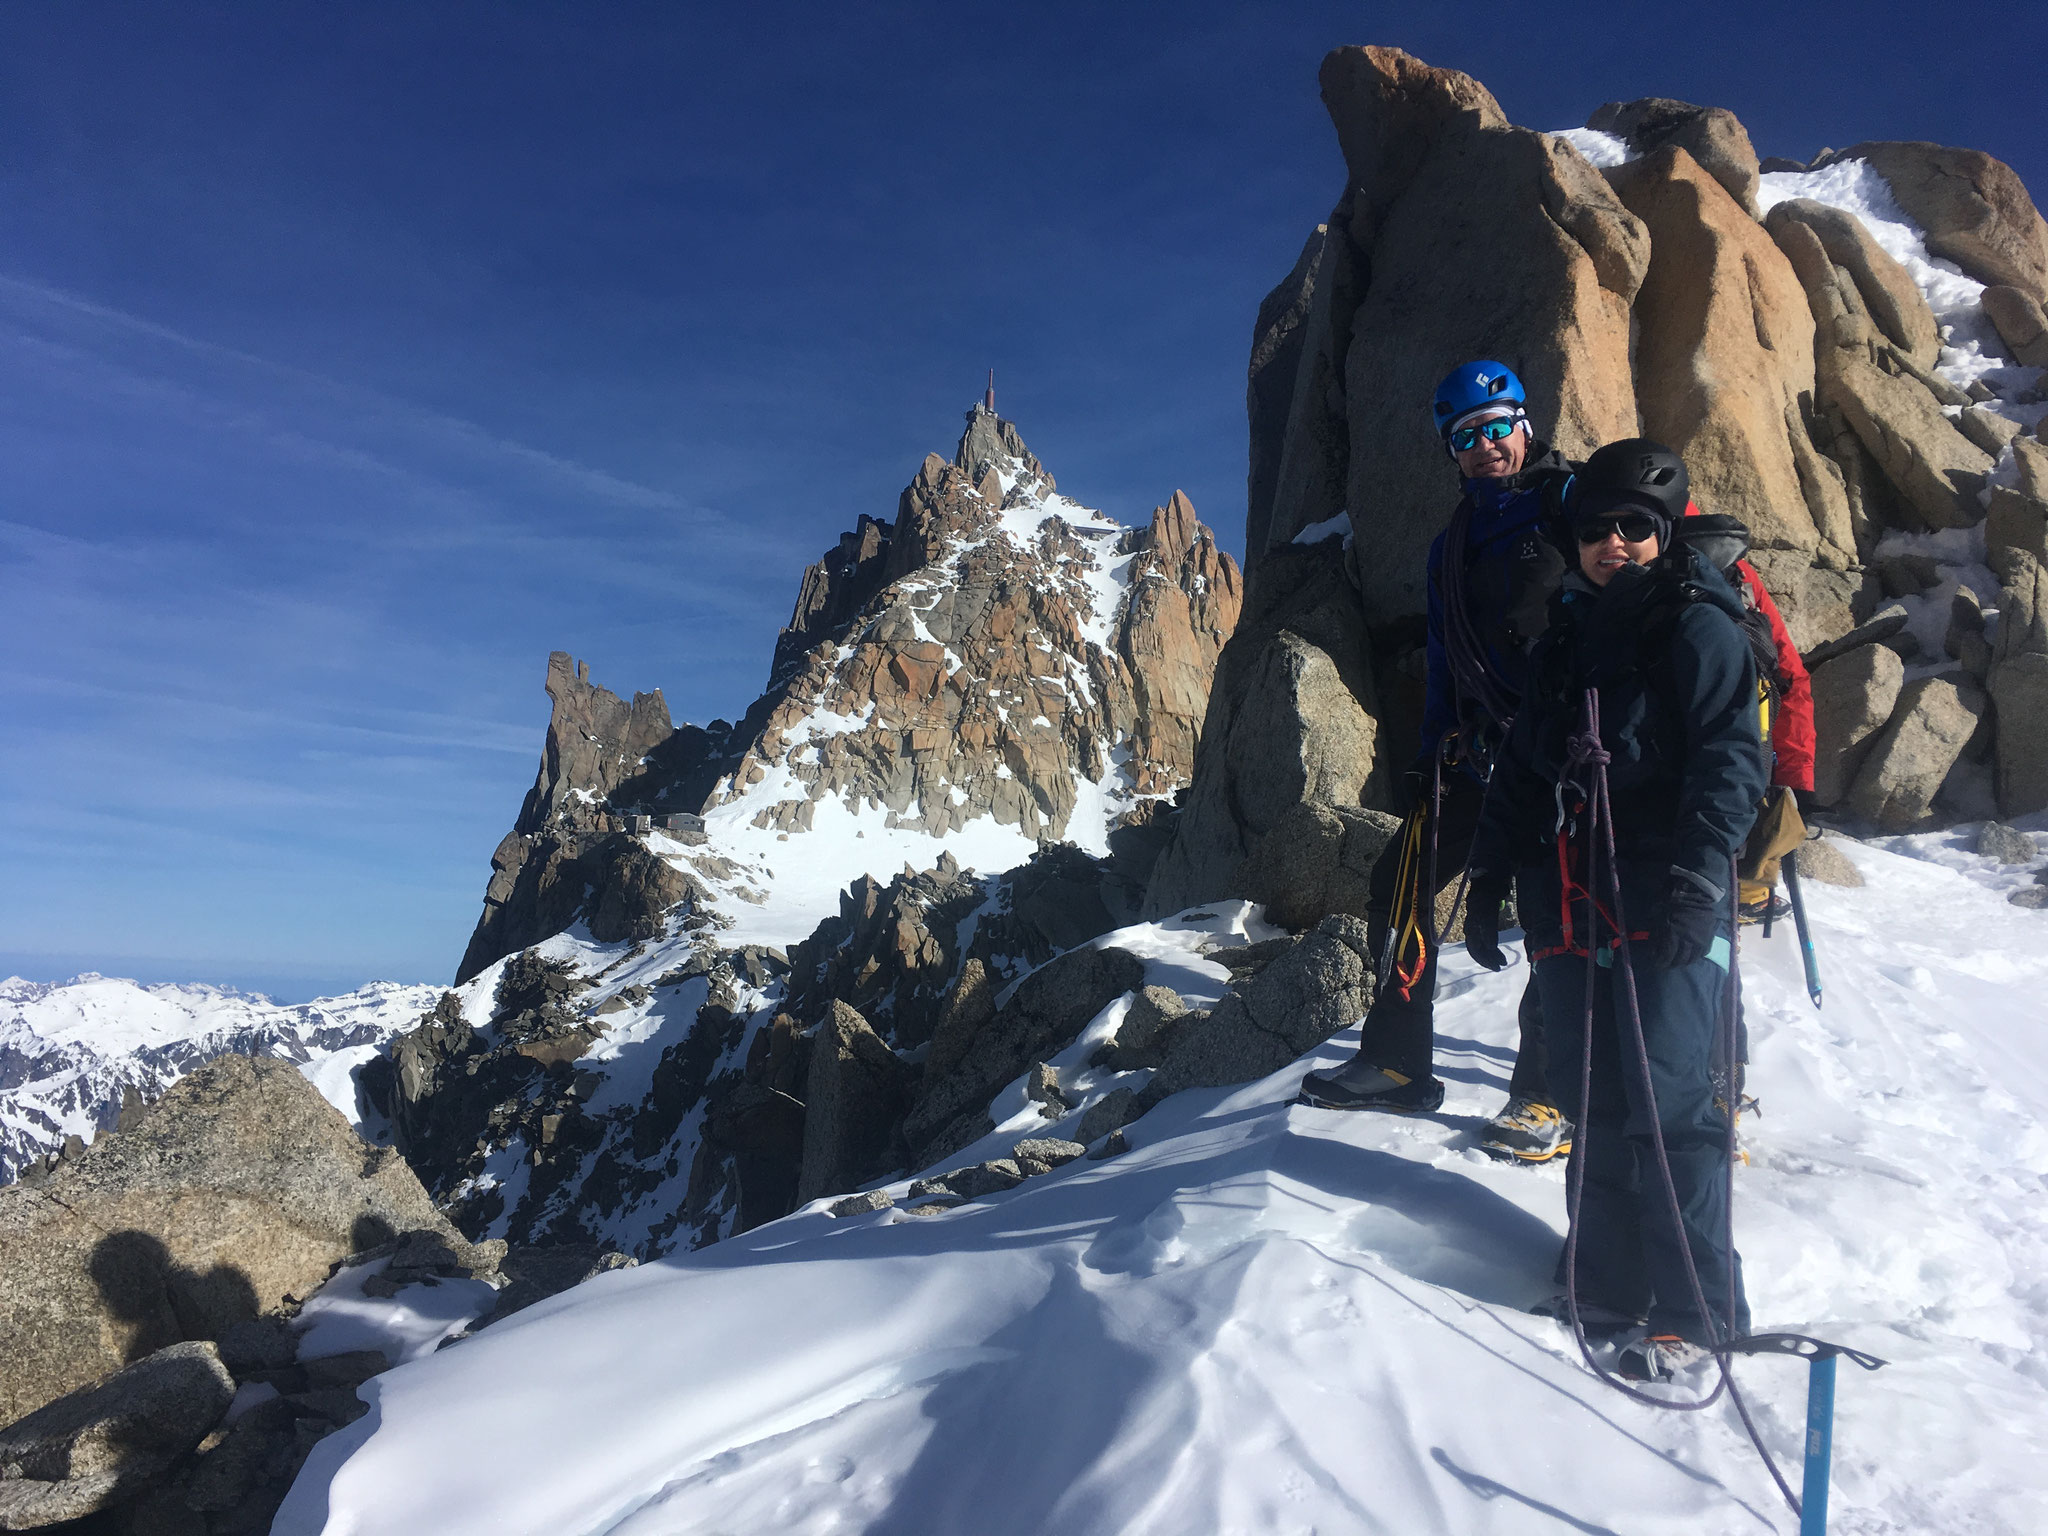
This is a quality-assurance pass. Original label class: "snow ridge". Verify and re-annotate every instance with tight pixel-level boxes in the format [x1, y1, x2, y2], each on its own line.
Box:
[275, 831, 2048, 1535]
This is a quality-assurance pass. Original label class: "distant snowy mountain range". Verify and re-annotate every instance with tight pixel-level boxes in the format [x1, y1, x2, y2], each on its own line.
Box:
[0, 974, 440, 1183]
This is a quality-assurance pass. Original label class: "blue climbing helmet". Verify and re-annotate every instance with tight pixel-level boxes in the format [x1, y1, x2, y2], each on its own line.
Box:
[1431, 361, 1528, 451]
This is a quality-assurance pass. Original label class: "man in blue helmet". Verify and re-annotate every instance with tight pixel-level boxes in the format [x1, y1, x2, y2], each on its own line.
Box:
[1298, 360, 1575, 1163]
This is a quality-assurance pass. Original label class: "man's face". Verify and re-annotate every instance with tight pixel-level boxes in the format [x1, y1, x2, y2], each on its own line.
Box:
[1450, 411, 1528, 480]
[1576, 510, 1663, 586]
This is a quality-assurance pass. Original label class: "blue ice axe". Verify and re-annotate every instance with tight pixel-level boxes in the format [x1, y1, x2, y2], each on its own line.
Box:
[1781, 850, 1823, 1009]
[1725, 1333, 1887, 1531]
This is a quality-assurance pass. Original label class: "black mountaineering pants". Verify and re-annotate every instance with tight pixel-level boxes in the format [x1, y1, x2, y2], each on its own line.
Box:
[1358, 774, 1551, 1100]
[1537, 948, 1750, 1345]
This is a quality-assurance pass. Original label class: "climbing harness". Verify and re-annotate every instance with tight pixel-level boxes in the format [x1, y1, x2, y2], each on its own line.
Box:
[1552, 688, 1882, 1529]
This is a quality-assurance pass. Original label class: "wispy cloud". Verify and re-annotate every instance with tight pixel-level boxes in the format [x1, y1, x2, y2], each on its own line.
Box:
[0, 271, 704, 518]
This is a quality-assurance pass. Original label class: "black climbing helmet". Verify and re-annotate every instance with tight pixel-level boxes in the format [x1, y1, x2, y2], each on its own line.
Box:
[1566, 439, 1691, 545]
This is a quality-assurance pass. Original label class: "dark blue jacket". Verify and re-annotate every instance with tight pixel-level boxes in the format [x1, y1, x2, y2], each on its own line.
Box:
[1469, 550, 1769, 944]
[1420, 445, 1573, 766]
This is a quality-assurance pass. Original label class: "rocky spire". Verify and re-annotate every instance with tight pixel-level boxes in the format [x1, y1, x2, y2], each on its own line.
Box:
[706, 405, 1238, 844]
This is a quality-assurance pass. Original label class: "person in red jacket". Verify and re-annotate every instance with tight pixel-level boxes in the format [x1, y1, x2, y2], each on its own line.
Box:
[1678, 510, 1815, 921]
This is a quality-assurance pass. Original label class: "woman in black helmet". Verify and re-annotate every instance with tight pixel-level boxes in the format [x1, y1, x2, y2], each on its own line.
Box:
[1462, 439, 1767, 1380]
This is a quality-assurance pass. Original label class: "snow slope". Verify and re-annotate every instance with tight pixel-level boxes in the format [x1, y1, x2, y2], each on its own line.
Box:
[0, 975, 439, 1182]
[276, 834, 2048, 1535]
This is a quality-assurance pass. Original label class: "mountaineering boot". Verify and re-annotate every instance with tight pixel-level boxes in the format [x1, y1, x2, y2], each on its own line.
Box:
[1479, 1097, 1573, 1164]
[1617, 1332, 1710, 1382]
[1737, 891, 1792, 926]
[1296, 1057, 1445, 1113]
[1529, 1294, 1642, 1340]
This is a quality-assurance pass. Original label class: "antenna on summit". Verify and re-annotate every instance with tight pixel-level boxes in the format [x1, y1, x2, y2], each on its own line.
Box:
[984, 369, 996, 414]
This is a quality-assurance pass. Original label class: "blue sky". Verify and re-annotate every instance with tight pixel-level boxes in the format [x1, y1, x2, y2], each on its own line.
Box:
[4, 3, 2042, 999]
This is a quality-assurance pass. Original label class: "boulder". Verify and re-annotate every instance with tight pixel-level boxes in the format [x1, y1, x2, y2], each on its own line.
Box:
[1975, 822, 2038, 864]
[1955, 405, 2024, 458]
[1764, 198, 1941, 367]
[1241, 800, 1403, 931]
[1742, 549, 1878, 655]
[1820, 142, 2048, 304]
[1142, 917, 1376, 1104]
[1011, 1138, 1086, 1168]
[1609, 147, 1852, 561]
[1143, 543, 1386, 916]
[795, 1002, 917, 1204]
[1876, 551, 1942, 597]
[1947, 587, 1993, 683]
[1791, 834, 1864, 888]
[1100, 985, 1190, 1070]
[0, 1341, 234, 1527]
[1321, 48, 1644, 616]
[1988, 438, 2048, 582]
[1808, 643, 1907, 807]
[472, 1245, 636, 1328]
[1845, 674, 1989, 830]
[913, 1160, 1024, 1202]
[1026, 1063, 1071, 1116]
[1074, 1088, 1138, 1147]
[1803, 609, 1910, 669]
[1981, 286, 2048, 368]
[1768, 210, 1986, 546]
[1990, 551, 2048, 816]
[827, 1191, 894, 1219]
[2009, 887, 2048, 909]
[1587, 96, 1761, 213]
[0, 1056, 475, 1431]
[1825, 353, 1993, 531]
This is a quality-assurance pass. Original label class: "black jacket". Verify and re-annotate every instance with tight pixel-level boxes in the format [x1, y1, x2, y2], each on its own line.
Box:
[1421, 443, 1576, 760]
[1469, 548, 1769, 947]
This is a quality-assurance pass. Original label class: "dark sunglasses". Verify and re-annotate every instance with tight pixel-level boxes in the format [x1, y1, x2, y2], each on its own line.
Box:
[1575, 511, 1662, 545]
[1448, 417, 1519, 452]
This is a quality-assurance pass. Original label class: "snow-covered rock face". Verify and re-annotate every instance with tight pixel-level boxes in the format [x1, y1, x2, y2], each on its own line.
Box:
[0, 975, 438, 1185]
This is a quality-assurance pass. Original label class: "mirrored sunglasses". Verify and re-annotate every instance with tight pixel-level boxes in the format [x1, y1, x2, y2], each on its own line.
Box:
[1448, 417, 1519, 452]
[1576, 511, 1662, 545]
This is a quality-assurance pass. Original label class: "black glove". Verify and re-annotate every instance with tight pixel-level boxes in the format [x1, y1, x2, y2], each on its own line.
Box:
[1651, 877, 1724, 971]
[1792, 786, 1818, 818]
[1463, 874, 1511, 972]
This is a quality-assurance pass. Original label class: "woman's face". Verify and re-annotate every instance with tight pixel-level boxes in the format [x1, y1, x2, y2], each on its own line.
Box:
[1576, 512, 1662, 586]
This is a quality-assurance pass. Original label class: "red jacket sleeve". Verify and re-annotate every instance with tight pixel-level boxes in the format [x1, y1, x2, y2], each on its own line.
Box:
[1735, 558, 1815, 791]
